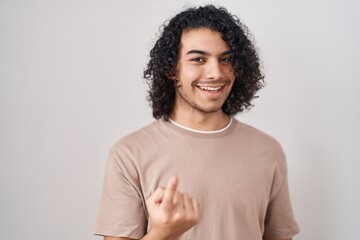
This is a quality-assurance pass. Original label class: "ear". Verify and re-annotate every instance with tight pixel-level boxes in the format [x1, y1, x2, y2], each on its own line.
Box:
[174, 79, 182, 88]
[170, 73, 177, 80]
[170, 73, 182, 88]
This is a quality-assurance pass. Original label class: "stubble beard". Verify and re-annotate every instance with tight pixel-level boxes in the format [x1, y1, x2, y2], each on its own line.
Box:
[176, 88, 224, 114]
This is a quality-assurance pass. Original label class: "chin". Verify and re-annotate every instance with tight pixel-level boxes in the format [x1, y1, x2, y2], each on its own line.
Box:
[197, 105, 223, 114]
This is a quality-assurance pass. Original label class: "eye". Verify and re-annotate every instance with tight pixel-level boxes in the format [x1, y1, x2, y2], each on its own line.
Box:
[220, 56, 232, 64]
[190, 57, 205, 63]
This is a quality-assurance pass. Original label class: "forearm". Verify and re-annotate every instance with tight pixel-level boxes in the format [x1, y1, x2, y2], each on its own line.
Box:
[104, 232, 176, 240]
[103, 229, 179, 240]
[140, 229, 178, 240]
[263, 238, 292, 240]
[106, 234, 292, 240]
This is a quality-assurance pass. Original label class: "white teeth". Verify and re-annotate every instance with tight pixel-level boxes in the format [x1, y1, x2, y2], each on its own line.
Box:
[198, 86, 222, 91]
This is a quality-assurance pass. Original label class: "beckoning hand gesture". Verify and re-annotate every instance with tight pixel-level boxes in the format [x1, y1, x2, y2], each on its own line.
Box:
[146, 177, 200, 240]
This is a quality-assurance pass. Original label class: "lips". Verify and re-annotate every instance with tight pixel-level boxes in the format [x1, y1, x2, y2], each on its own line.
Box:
[196, 85, 224, 92]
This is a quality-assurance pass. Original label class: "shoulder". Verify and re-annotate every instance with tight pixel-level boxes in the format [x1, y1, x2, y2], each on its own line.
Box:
[234, 119, 284, 150]
[110, 120, 162, 152]
[232, 119, 287, 167]
[105, 120, 165, 174]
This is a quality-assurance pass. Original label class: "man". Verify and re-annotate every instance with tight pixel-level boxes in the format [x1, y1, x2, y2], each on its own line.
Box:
[94, 5, 299, 240]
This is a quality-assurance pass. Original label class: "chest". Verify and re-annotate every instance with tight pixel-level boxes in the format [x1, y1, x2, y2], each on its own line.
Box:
[140, 139, 274, 215]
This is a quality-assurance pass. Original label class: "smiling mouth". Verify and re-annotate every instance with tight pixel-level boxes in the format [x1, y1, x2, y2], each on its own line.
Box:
[196, 85, 224, 92]
[193, 80, 230, 92]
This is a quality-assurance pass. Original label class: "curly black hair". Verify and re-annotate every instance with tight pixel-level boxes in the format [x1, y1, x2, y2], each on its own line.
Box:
[144, 5, 264, 120]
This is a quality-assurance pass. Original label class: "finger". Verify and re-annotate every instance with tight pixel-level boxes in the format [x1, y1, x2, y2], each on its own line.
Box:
[152, 187, 165, 204]
[162, 176, 178, 206]
[174, 191, 184, 208]
[192, 198, 200, 218]
[173, 191, 181, 204]
[182, 193, 194, 212]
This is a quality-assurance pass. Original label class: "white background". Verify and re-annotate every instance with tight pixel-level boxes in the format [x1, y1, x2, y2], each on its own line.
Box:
[1, 0, 359, 239]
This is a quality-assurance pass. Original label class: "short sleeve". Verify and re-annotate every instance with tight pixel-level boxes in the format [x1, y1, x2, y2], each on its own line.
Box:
[263, 163, 300, 239]
[93, 148, 147, 238]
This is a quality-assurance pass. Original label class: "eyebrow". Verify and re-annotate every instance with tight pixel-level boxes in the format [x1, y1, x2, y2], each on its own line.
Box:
[186, 49, 233, 56]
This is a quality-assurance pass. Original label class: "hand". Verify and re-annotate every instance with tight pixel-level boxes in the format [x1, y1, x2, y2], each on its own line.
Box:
[146, 177, 200, 240]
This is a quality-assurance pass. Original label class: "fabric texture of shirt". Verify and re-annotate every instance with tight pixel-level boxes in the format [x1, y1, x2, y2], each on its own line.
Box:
[94, 118, 300, 239]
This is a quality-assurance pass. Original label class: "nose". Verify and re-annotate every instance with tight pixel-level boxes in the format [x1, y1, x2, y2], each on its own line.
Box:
[205, 59, 223, 80]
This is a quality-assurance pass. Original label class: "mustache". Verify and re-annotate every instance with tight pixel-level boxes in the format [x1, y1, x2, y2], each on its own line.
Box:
[191, 79, 231, 87]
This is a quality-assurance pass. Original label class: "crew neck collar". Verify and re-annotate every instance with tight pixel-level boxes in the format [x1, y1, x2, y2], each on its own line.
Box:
[168, 118, 233, 134]
[161, 117, 237, 138]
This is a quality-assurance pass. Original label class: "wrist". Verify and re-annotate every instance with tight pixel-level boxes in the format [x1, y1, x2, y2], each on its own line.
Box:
[145, 228, 178, 240]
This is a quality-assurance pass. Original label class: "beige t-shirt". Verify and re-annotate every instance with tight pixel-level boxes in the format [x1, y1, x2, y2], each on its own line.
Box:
[94, 118, 299, 239]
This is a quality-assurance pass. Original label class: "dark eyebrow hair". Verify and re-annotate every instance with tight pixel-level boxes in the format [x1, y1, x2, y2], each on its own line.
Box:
[186, 49, 233, 56]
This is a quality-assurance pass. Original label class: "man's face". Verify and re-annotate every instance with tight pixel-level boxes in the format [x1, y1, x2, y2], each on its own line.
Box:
[173, 28, 236, 115]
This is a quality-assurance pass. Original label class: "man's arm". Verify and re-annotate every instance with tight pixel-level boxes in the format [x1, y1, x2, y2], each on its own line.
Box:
[103, 177, 199, 240]
[104, 235, 293, 240]
[263, 238, 292, 240]
[104, 237, 134, 240]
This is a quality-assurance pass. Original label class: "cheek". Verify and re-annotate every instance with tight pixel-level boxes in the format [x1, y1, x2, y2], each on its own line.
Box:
[226, 66, 236, 79]
[179, 66, 202, 83]
[225, 68, 236, 88]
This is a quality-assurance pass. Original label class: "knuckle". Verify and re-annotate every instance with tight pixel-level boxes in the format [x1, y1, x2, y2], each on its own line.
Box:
[160, 214, 172, 224]
[184, 212, 196, 221]
[188, 215, 199, 225]
[174, 211, 185, 220]
[193, 215, 200, 224]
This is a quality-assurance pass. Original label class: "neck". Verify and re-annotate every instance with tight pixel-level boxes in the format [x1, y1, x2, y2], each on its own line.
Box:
[170, 110, 231, 131]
